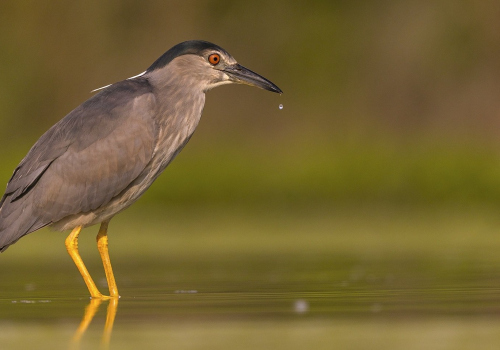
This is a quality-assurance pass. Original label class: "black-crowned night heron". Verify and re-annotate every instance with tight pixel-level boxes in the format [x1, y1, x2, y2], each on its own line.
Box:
[0, 40, 282, 298]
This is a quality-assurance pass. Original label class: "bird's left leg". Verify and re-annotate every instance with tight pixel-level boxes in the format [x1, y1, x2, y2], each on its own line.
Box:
[96, 221, 119, 298]
[66, 226, 104, 298]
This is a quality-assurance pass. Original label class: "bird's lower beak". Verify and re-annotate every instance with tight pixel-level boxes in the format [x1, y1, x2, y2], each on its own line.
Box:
[223, 64, 282, 93]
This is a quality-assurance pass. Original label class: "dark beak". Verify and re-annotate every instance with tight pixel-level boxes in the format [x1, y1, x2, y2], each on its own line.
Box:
[223, 64, 282, 94]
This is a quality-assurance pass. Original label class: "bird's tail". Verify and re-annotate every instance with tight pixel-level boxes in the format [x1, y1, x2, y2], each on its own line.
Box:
[0, 193, 46, 252]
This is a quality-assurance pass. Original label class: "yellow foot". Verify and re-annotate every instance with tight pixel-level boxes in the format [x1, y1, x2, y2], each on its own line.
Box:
[65, 223, 120, 299]
[66, 226, 103, 298]
[97, 222, 120, 298]
[91, 294, 120, 300]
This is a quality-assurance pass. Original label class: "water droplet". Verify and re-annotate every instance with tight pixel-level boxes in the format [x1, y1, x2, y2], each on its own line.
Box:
[279, 104, 283, 110]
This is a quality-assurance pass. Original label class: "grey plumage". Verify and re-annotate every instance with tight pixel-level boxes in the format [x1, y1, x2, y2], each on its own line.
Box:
[0, 40, 281, 253]
[0, 79, 156, 250]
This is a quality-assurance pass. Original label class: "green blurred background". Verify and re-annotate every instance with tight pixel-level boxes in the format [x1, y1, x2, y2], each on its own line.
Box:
[1, 0, 500, 209]
[3, 2, 500, 348]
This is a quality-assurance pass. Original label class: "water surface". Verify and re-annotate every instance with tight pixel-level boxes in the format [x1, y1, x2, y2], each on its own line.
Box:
[1, 206, 500, 349]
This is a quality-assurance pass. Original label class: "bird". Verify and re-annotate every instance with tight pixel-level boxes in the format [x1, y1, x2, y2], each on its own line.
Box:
[0, 40, 282, 299]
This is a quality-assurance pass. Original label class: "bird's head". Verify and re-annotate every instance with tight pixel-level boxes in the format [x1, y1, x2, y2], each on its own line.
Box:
[145, 40, 282, 94]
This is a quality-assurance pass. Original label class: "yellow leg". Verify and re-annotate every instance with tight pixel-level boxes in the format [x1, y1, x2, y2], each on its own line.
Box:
[66, 226, 104, 298]
[96, 222, 119, 298]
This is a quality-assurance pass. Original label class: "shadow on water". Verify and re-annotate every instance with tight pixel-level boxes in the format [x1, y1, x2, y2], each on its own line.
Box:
[71, 298, 118, 349]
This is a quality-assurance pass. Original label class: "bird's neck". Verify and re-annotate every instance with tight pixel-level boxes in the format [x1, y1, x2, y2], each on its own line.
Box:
[144, 69, 206, 176]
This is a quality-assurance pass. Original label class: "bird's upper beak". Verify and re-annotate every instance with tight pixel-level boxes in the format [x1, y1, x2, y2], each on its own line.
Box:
[223, 64, 282, 94]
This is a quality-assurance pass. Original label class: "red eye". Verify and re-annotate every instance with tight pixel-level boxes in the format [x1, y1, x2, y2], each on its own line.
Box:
[208, 53, 220, 65]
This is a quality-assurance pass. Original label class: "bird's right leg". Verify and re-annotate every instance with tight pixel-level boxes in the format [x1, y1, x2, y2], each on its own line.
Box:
[65, 226, 104, 298]
[96, 221, 119, 298]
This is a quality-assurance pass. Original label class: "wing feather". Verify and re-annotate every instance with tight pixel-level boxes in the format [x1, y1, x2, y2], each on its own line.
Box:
[0, 79, 158, 250]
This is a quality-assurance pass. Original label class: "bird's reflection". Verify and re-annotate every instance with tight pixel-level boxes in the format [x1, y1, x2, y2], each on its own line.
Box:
[71, 297, 118, 348]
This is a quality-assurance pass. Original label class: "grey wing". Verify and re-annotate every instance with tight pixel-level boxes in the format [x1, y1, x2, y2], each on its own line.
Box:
[0, 82, 158, 251]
